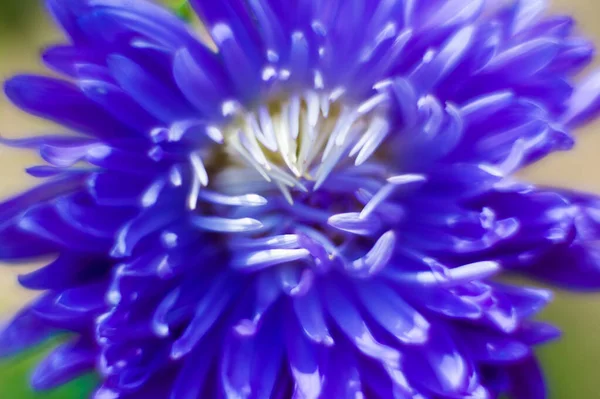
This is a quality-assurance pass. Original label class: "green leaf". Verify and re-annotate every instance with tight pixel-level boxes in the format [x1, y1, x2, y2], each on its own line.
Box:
[0, 338, 98, 399]
[165, 0, 193, 22]
[0, 0, 38, 32]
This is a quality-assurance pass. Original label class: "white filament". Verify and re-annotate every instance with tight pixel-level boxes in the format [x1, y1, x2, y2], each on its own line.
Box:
[221, 89, 391, 200]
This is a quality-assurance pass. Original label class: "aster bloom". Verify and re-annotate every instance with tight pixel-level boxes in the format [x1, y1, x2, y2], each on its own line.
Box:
[3, 0, 600, 397]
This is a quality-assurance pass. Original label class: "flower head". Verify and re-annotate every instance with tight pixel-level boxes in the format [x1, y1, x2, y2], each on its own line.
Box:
[2, 0, 600, 398]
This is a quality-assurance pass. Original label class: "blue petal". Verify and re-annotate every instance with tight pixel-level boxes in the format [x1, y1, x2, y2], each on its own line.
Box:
[31, 283, 107, 330]
[170, 275, 235, 359]
[82, 0, 204, 50]
[18, 254, 109, 291]
[79, 79, 160, 133]
[42, 45, 105, 76]
[0, 307, 55, 358]
[481, 37, 560, 78]
[4, 75, 132, 138]
[31, 338, 95, 391]
[45, 0, 87, 43]
[107, 55, 195, 123]
[172, 48, 232, 119]
[190, 0, 263, 100]
[563, 70, 600, 127]
[293, 288, 333, 346]
[285, 312, 323, 399]
[355, 281, 429, 345]
[507, 357, 546, 399]
[324, 281, 400, 368]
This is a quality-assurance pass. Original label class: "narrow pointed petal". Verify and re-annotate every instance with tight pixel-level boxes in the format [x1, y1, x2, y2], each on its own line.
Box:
[0, 308, 54, 358]
[356, 282, 429, 344]
[4, 75, 129, 139]
[31, 339, 95, 390]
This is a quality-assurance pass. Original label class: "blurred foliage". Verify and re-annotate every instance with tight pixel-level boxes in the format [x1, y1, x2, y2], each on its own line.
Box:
[537, 294, 600, 399]
[0, 0, 38, 33]
[0, 338, 97, 398]
[165, 0, 194, 21]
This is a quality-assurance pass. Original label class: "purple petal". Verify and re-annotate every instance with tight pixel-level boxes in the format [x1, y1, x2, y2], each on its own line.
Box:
[349, 231, 396, 276]
[171, 336, 217, 399]
[324, 281, 400, 368]
[31, 338, 95, 390]
[4, 75, 130, 139]
[79, 79, 160, 133]
[327, 212, 382, 236]
[107, 55, 194, 123]
[173, 48, 231, 118]
[482, 38, 560, 78]
[0, 307, 54, 358]
[42, 45, 105, 76]
[285, 313, 323, 399]
[30, 283, 107, 330]
[170, 276, 235, 359]
[507, 357, 546, 399]
[18, 253, 108, 291]
[293, 288, 334, 346]
[355, 281, 429, 345]
[562, 70, 600, 127]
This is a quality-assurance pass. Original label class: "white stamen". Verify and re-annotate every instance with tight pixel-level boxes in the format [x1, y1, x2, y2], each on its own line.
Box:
[206, 125, 224, 143]
[262, 66, 278, 82]
[306, 91, 321, 128]
[222, 100, 241, 117]
[244, 114, 271, 152]
[314, 145, 345, 190]
[387, 174, 427, 185]
[162, 232, 178, 248]
[279, 69, 291, 81]
[275, 101, 300, 176]
[221, 89, 391, 194]
[320, 93, 331, 117]
[258, 106, 279, 151]
[374, 79, 394, 91]
[211, 23, 234, 45]
[360, 22, 398, 62]
[233, 248, 310, 271]
[360, 183, 398, 219]
[269, 163, 302, 188]
[192, 216, 263, 233]
[190, 152, 209, 186]
[357, 93, 389, 115]
[275, 181, 294, 204]
[289, 95, 301, 139]
[141, 179, 164, 208]
[198, 190, 268, 207]
[228, 134, 272, 182]
[322, 108, 354, 159]
[334, 110, 360, 147]
[239, 128, 270, 170]
[297, 107, 316, 176]
[354, 117, 390, 166]
[169, 165, 183, 187]
[314, 70, 325, 89]
[329, 87, 346, 103]
[187, 177, 200, 210]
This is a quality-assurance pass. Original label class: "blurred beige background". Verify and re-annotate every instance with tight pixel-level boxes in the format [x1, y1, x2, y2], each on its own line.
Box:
[1, 1, 600, 397]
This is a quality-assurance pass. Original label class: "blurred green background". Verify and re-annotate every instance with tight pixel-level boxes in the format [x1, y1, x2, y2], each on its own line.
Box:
[2, 0, 600, 398]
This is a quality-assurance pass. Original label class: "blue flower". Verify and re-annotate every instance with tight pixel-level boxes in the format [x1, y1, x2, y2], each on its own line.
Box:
[2, 0, 600, 397]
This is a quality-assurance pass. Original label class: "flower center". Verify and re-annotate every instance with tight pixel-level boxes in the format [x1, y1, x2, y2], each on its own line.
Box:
[184, 89, 420, 279]
[219, 89, 392, 201]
